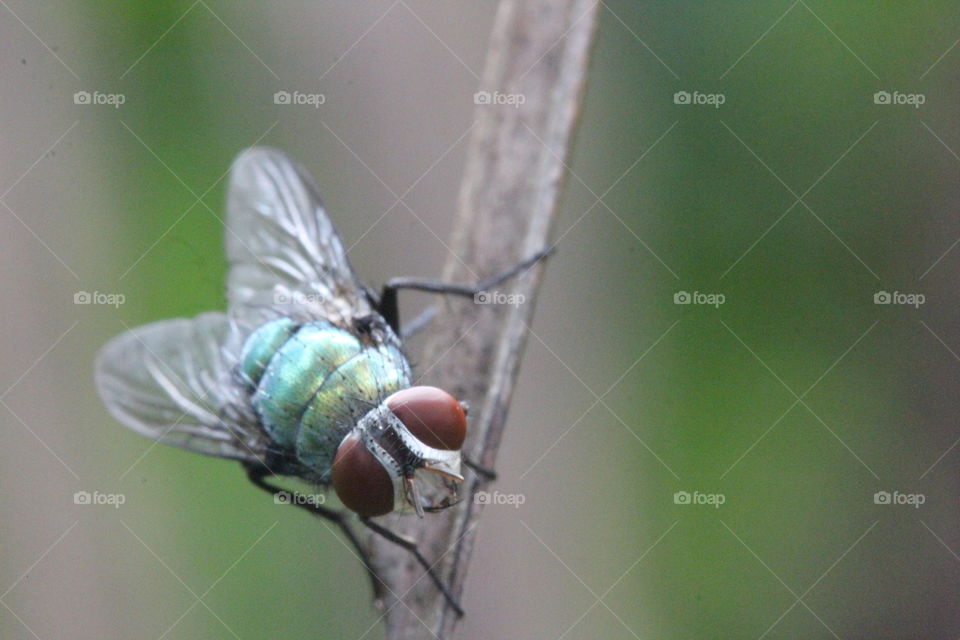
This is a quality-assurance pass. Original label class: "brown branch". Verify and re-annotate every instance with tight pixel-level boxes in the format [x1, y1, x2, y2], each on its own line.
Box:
[366, 1, 599, 637]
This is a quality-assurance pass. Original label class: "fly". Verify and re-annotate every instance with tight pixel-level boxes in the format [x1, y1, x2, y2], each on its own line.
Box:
[95, 147, 547, 614]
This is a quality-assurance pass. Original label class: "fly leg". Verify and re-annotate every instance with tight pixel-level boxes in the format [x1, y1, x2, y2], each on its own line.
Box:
[454, 404, 496, 480]
[463, 456, 497, 480]
[378, 247, 553, 334]
[244, 465, 387, 606]
[359, 516, 464, 617]
[455, 401, 498, 480]
[399, 306, 437, 341]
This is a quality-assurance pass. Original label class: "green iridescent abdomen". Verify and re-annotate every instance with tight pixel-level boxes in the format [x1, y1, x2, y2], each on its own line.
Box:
[239, 319, 411, 480]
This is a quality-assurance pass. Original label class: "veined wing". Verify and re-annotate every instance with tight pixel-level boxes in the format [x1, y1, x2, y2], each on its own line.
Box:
[225, 147, 372, 333]
[95, 312, 269, 462]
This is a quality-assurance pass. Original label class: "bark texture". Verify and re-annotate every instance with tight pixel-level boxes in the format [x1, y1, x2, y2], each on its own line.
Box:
[367, 1, 600, 637]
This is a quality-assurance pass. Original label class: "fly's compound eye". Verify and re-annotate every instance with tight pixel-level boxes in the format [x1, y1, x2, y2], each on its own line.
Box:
[385, 386, 467, 451]
[332, 433, 394, 517]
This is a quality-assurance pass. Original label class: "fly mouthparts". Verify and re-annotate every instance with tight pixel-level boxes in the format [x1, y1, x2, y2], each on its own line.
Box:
[404, 475, 425, 518]
[423, 461, 464, 483]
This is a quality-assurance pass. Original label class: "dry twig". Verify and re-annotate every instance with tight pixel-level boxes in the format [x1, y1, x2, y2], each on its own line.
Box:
[366, 1, 600, 637]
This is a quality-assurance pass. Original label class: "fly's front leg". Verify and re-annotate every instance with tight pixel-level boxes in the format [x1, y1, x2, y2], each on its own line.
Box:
[463, 456, 497, 481]
[244, 464, 387, 606]
[359, 517, 464, 617]
[378, 246, 553, 334]
[455, 402, 498, 480]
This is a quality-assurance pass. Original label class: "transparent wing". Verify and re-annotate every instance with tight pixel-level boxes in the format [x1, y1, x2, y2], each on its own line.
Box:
[225, 147, 371, 333]
[95, 312, 270, 462]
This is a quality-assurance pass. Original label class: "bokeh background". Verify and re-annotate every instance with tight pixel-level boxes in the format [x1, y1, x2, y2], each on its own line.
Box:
[2, 2, 960, 638]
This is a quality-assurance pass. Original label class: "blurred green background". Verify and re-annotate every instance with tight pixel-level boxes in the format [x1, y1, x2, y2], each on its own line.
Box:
[2, 1, 959, 638]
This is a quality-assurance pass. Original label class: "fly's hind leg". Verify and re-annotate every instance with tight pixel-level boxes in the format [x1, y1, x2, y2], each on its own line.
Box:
[378, 246, 554, 334]
[359, 516, 464, 617]
[244, 464, 386, 606]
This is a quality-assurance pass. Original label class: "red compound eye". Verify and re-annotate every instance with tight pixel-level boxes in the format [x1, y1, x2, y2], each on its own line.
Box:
[332, 433, 394, 517]
[386, 386, 467, 451]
